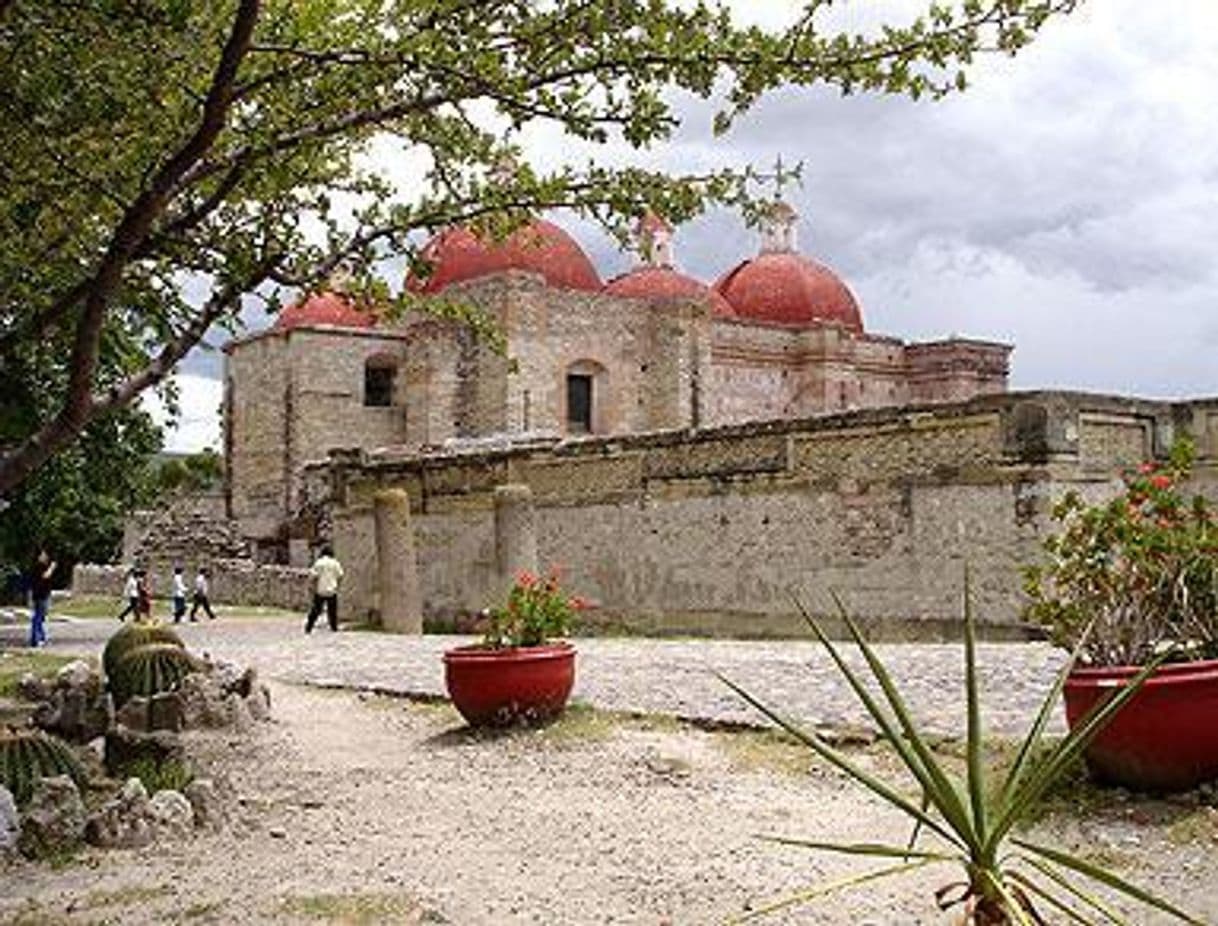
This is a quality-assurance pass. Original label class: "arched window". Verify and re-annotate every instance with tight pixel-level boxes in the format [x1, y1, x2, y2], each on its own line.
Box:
[564, 359, 607, 435]
[364, 355, 397, 407]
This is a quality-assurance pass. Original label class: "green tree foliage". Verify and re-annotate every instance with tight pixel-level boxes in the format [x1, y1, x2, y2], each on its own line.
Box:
[155, 448, 224, 495]
[0, 0, 1078, 494]
[0, 345, 162, 596]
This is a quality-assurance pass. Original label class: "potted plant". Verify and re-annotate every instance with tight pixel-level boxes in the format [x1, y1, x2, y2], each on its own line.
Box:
[1023, 437, 1218, 791]
[442, 570, 584, 727]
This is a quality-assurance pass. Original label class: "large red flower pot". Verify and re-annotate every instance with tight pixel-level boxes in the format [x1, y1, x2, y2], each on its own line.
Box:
[1063, 658, 1218, 792]
[443, 643, 576, 727]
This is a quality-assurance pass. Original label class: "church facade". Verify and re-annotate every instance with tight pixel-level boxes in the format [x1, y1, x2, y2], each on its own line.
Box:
[223, 205, 1011, 549]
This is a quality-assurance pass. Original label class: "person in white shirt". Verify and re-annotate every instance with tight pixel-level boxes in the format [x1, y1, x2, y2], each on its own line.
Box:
[190, 566, 216, 621]
[116, 567, 139, 622]
[305, 545, 344, 633]
[171, 565, 189, 623]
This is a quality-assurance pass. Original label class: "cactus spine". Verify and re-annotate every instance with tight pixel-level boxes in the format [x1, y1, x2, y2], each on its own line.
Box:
[0, 728, 87, 805]
[103, 623, 184, 681]
[108, 643, 198, 707]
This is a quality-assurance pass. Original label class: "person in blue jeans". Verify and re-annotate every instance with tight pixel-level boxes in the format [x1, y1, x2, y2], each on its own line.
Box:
[28, 548, 56, 648]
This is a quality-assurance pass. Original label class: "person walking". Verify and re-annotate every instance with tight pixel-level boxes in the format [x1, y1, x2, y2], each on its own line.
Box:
[171, 565, 188, 623]
[304, 545, 344, 633]
[116, 567, 140, 622]
[136, 570, 153, 621]
[27, 547, 56, 648]
[189, 566, 216, 621]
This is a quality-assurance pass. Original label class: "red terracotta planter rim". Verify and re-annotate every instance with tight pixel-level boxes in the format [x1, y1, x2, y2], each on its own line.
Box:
[1065, 656, 1218, 683]
[443, 641, 575, 665]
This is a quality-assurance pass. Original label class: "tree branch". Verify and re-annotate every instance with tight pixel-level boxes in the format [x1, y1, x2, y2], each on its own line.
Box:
[0, 0, 261, 496]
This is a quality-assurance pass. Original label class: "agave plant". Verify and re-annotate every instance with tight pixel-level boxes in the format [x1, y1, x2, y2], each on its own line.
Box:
[721, 577, 1203, 925]
[102, 622, 184, 681]
[0, 727, 87, 805]
[108, 643, 199, 707]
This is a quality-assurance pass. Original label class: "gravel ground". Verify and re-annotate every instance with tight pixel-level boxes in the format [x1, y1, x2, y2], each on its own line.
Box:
[0, 615, 1215, 924]
[0, 614, 1066, 737]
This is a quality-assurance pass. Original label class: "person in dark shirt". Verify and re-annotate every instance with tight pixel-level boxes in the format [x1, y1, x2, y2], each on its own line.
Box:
[28, 548, 56, 648]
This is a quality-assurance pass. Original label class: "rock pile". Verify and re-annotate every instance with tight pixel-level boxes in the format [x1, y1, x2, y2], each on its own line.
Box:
[27, 659, 113, 743]
[5, 646, 270, 861]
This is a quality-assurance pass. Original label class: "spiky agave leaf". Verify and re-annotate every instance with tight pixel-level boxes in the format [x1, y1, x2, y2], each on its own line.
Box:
[0, 727, 87, 805]
[723, 579, 1203, 925]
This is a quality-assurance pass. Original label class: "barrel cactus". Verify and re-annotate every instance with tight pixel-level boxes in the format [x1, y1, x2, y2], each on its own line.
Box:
[108, 643, 199, 707]
[0, 728, 87, 805]
[103, 623, 184, 681]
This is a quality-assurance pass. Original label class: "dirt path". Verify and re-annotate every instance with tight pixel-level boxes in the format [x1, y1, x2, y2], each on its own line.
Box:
[2, 682, 1215, 925]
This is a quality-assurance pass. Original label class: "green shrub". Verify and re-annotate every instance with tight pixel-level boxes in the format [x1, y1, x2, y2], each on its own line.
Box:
[1023, 437, 1218, 666]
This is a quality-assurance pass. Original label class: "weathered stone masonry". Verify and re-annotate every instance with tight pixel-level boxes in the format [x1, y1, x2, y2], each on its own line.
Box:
[309, 391, 1218, 639]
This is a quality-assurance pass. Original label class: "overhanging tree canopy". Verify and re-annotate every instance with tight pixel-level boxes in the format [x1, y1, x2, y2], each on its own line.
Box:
[0, 0, 1078, 495]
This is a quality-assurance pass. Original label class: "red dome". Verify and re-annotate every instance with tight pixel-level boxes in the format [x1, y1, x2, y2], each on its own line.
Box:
[273, 291, 375, 331]
[407, 219, 601, 294]
[714, 252, 863, 331]
[604, 266, 734, 317]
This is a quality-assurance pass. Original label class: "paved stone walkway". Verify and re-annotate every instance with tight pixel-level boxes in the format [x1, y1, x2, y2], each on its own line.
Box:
[0, 613, 1067, 737]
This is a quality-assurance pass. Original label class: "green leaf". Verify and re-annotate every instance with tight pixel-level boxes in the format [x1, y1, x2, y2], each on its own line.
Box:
[717, 673, 965, 851]
[1005, 871, 1096, 925]
[758, 835, 955, 862]
[989, 652, 1170, 849]
[825, 593, 978, 847]
[962, 565, 988, 845]
[1017, 855, 1130, 925]
[726, 859, 935, 924]
[1015, 840, 1205, 924]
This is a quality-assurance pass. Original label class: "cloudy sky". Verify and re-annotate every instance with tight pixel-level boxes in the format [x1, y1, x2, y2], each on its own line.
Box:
[152, 0, 1218, 452]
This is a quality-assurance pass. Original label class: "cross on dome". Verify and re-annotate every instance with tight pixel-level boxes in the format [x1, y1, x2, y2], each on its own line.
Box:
[752, 155, 803, 254]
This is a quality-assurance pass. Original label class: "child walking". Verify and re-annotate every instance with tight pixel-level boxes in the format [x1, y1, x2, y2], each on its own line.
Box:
[117, 567, 140, 622]
[172, 566, 188, 623]
[190, 566, 216, 621]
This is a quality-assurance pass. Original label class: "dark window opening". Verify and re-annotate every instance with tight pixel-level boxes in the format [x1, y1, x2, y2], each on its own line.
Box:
[364, 365, 395, 407]
[566, 374, 593, 434]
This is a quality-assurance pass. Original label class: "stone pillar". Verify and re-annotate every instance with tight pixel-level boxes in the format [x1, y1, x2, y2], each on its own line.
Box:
[494, 484, 538, 589]
[373, 490, 422, 634]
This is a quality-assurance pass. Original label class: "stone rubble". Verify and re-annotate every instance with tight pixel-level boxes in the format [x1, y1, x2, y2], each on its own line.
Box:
[183, 778, 227, 830]
[0, 784, 19, 856]
[17, 775, 86, 859]
[28, 661, 113, 744]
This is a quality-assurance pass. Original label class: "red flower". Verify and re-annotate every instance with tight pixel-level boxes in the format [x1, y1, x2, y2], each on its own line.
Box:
[1150, 474, 1173, 491]
[1137, 462, 1156, 475]
[516, 570, 536, 588]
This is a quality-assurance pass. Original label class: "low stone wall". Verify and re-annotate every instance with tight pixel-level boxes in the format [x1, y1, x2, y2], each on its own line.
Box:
[72, 560, 311, 612]
[311, 390, 1218, 639]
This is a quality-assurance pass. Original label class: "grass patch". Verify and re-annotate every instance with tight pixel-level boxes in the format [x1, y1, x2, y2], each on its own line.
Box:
[84, 884, 169, 909]
[278, 891, 425, 925]
[57, 594, 295, 621]
[0, 649, 81, 697]
[536, 702, 619, 745]
[1167, 807, 1218, 846]
[117, 756, 194, 794]
[181, 900, 224, 920]
[715, 728, 814, 777]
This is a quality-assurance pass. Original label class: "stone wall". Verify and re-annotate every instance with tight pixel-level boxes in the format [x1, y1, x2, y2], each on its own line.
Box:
[314, 391, 1218, 639]
[73, 561, 312, 611]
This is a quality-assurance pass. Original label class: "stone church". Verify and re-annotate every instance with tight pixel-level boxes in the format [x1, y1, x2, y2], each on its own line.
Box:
[77, 203, 1214, 636]
[222, 203, 1011, 550]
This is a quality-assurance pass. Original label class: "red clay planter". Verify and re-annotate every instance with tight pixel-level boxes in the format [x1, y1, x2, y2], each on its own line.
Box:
[1063, 658, 1218, 793]
[443, 642, 576, 727]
